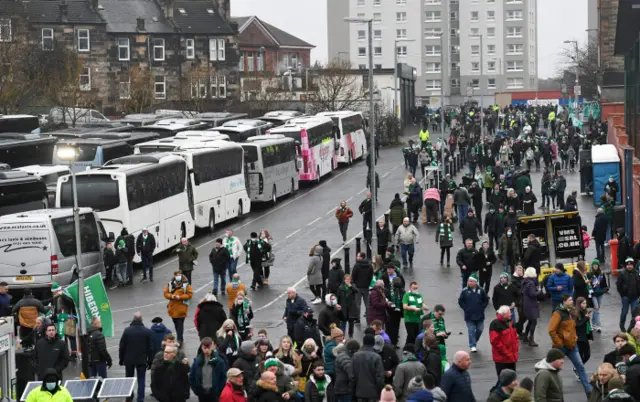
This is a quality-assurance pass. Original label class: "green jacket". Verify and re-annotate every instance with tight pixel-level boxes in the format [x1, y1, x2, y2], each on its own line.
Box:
[176, 244, 199, 270]
[515, 174, 532, 195]
[389, 204, 406, 227]
[484, 172, 494, 189]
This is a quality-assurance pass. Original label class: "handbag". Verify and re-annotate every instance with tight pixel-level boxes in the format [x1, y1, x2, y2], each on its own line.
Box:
[298, 363, 313, 393]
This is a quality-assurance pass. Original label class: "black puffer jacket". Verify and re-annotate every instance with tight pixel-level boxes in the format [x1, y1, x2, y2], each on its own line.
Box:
[327, 265, 345, 295]
[522, 241, 542, 272]
[87, 326, 112, 365]
[333, 345, 355, 396]
[232, 350, 259, 386]
[456, 247, 478, 272]
[460, 215, 482, 242]
[151, 359, 190, 402]
[194, 300, 227, 340]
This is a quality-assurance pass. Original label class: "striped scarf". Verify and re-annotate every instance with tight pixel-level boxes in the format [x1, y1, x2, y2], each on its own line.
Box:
[225, 236, 236, 255]
[439, 223, 452, 241]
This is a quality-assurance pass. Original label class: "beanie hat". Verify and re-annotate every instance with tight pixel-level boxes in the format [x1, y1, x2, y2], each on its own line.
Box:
[331, 258, 342, 265]
[608, 377, 624, 391]
[363, 334, 375, 347]
[468, 273, 479, 283]
[546, 348, 565, 363]
[499, 369, 518, 387]
[406, 376, 425, 395]
[374, 335, 385, 352]
[591, 259, 601, 269]
[319, 240, 328, 248]
[264, 358, 279, 370]
[240, 340, 255, 354]
[331, 327, 344, 340]
[364, 327, 375, 336]
[50, 282, 62, 293]
[403, 343, 414, 354]
[346, 339, 360, 353]
[555, 263, 565, 272]
[499, 272, 510, 280]
[626, 257, 635, 264]
[380, 385, 396, 402]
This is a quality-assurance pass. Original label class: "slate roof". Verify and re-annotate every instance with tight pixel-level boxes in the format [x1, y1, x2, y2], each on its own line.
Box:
[172, 1, 234, 35]
[98, 0, 174, 33]
[231, 16, 314, 48]
[25, 0, 105, 24]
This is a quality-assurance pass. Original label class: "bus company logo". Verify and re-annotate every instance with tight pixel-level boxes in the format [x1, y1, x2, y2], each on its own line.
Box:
[319, 146, 330, 158]
[100, 302, 110, 312]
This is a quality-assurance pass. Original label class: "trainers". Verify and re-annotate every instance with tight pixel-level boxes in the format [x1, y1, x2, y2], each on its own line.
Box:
[312, 298, 322, 305]
[596, 326, 602, 333]
[470, 346, 477, 353]
[573, 367, 580, 381]
[140, 277, 147, 283]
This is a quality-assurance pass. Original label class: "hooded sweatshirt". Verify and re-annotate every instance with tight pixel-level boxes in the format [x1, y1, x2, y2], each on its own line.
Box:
[533, 359, 563, 402]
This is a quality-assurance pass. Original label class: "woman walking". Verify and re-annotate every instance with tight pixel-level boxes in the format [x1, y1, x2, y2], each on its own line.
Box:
[589, 259, 608, 332]
[435, 216, 454, 266]
[259, 230, 274, 285]
[574, 296, 593, 369]
[307, 245, 324, 304]
[335, 201, 354, 242]
[230, 290, 254, 340]
[521, 267, 541, 347]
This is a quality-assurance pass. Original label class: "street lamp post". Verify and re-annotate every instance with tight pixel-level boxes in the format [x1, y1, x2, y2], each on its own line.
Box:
[564, 40, 580, 112]
[471, 34, 484, 136]
[394, 38, 415, 121]
[345, 16, 376, 254]
[56, 146, 90, 378]
[436, 33, 446, 174]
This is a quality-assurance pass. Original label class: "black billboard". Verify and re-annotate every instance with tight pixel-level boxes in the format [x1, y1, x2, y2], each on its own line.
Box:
[517, 213, 584, 260]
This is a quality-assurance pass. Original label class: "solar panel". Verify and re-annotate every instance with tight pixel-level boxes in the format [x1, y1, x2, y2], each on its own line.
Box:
[20, 382, 43, 401]
[64, 379, 99, 399]
[97, 378, 136, 399]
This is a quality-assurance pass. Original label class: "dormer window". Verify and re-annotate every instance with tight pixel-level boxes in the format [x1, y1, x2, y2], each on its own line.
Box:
[178, 8, 186, 14]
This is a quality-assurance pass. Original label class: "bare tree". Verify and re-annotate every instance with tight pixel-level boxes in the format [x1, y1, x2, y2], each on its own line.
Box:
[558, 40, 603, 99]
[121, 66, 155, 114]
[243, 71, 295, 113]
[308, 58, 369, 113]
[0, 39, 36, 114]
[180, 66, 213, 113]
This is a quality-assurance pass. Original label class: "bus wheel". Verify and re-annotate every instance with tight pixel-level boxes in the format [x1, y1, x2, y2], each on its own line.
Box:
[208, 210, 215, 233]
[271, 185, 277, 205]
[291, 179, 296, 195]
[238, 201, 244, 218]
[181, 223, 186, 238]
[348, 152, 353, 166]
[315, 166, 321, 185]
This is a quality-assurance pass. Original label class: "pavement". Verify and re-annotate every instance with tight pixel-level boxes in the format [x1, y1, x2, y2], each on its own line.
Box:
[62, 126, 618, 401]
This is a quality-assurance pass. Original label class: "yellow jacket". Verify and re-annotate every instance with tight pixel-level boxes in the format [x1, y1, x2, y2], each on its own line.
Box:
[420, 130, 430, 142]
[548, 111, 556, 121]
[26, 387, 73, 402]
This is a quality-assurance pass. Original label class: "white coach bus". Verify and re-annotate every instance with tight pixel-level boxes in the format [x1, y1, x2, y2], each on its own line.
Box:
[316, 111, 368, 165]
[241, 135, 298, 204]
[56, 153, 195, 260]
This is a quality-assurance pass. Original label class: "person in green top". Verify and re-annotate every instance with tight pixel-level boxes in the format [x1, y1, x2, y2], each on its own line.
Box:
[427, 305, 449, 360]
[403, 281, 429, 348]
[174, 238, 199, 284]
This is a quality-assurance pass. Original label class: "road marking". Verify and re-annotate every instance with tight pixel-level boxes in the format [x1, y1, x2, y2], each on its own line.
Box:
[285, 229, 301, 239]
[382, 172, 389, 178]
[307, 217, 321, 226]
[325, 209, 334, 215]
[346, 196, 353, 202]
[357, 188, 367, 195]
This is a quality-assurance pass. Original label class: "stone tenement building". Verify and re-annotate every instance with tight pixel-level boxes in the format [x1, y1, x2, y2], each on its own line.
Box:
[0, 0, 240, 115]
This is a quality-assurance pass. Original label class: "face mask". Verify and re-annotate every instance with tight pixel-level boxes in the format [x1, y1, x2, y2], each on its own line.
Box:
[411, 289, 419, 294]
[507, 232, 512, 236]
[46, 383, 57, 391]
[331, 300, 337, 306]
[175, 275, 182, 282]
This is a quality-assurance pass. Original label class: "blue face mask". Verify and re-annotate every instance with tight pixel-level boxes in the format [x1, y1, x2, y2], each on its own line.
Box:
[46, 382, 57, 391]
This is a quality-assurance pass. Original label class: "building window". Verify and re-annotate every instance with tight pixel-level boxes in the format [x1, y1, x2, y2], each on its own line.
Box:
[488, 78, 496, 89]
[357, 0, 365, 5]
[257, 52, 264, 71]
[208, 38, 225, 61]
[487, 10, 495, 20]
[41, 28, 54, 51]
[374, 47, 382, 56]
[470, 28, 479, 36]
[506, 0, 522, 3]
[118, 81, 130, 99]
[238, 52, 244, 71]
[450, 0, 458, 3]
[0, 19, 11, 42]
[450, 12, 458, 21]
[487, 44, 495, 54]
[358, 30, 366, 40]
[373, 30, 382, 39]
[218, 76, 227, 98]
[283, 52, 298, 68]
[530, 61, 535, 71]
[488, 61, 496, 72]
[471, 45, 479, 55]
[217, 39, 225, 60]
[247, 52, 254, 71]
[425, 80, 441, 90]
[396, 0, 406, 4]
[374, 64, 382, 69]
[77, 29, 90, 52]
[506, 10, 523, 20]
[373, 13, 382, 23]
[507, 27, 523, 38]
[425, 0, 442, 3]
[79, 67, 91, 91]
[357, 13, 365, 18]
[396, 29, 407, 39]
[451, 62, 458, 71]
[507, 77, 524, 89]
[487, 0, 495, 3]
[471, 62, 479, 72]
[487, 27, 495, 38]
[358, 47, 366, 57]
[450, 45, 459, 54]
[186, 38, 195, 59]
[472, 79, 479, 89]
[373, 0, 381, 5]
[449, 28, 458, 38]
[451, 78, 460, 88]
[396, 46, 407, 56]
[425, 62, 441, 73]
[358, 64, 366, 69]
[507, 60, 524, 71]
[530, 77, 535, 87]
[155, 75, 166, 98]
[118, 38, 130, 61]
[191, 77, 207, 98]
[396, 12, 406, 22]
[425, 45, 441, 56]
[425, 11, 441, 22]
[507, 44, 524, 55]
[425, 28, 442, 38]
[470, 11, 479, 21]
[153, 38, 165, 61]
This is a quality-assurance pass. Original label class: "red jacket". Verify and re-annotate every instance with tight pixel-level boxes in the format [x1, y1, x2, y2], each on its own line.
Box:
[219, 381, 247, 402]
[489, 314, 519, 363]
[335, 207, 354, 223]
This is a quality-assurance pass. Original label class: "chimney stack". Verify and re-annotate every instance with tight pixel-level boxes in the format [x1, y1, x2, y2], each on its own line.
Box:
[90, 0, 98, 10]
[59, 0, 68, 22]
[136, 17, 145, 31]
[161, 0, 174, 19]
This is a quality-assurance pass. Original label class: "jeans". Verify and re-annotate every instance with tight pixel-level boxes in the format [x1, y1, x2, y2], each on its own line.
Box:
[141, 253, 153, 280]
[461, 270, 471, 289]
[606, 218, 613, 242]
[457, 205, 469, 226]
[338, 222, 349, 241]
[503, 256, 513, 274]
[595, 241, 605, 263]
[213, 270, 226, 293]
[592, 294, 604, 327]
[116, 262, 128, 283]
[560, 346, 593, 393]
[551, 299, 561, 314]
[172, 317, 185, 343]
[228, 258, 238, 282]
[125, 364, 147, 402]
[89, 361, 108, 378]
[620, 296, 638, 330]
[465, 319, 484, 348]
[525, 318, 537, 338]
[409, 165, 417, 176]
[355, 287, 369, 318]
[400, 243, 415, 266]
[340, 319, 356, 338]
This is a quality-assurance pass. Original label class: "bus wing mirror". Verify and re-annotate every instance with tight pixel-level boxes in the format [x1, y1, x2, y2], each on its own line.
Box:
[193, 172, 200, 186]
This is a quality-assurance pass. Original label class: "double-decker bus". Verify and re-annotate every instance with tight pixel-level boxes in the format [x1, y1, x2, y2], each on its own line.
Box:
[56, 153, 195, 260]
[316, 111, 368, 165]
[241, 135, 298, 204]
[267, 116, 336, 184]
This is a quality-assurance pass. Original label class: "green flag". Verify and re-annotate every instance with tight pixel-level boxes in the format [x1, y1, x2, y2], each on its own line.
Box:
[63, 273, 114, 337]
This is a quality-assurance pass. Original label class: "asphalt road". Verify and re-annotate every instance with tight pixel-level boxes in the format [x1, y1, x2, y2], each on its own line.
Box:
[64, 129, 619, 402]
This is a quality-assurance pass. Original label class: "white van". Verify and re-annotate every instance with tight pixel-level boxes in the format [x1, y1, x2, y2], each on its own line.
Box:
[49, 107, 111, 126]
[0, 208, 107, 298]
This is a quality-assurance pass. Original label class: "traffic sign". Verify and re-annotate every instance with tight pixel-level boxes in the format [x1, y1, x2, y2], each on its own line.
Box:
[574, 85, 581, 96]
[414, 97, 423, 107]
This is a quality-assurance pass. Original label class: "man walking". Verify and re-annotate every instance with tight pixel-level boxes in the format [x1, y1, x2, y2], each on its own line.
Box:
[458, 274, 489, 353]
[440, 351, 476, 402]
[87, 317, 112, 378]
[456, 239, 478, 289]
[403, 281, 428, 346]
[617, 257, 640, 332]
[189, 337, 228, 401]
[396, 218, 419, 269]
[359, 192, 373, 232]
[174, 238, 199, 284]
[548, 294, 592, 396]
[335, 200, 354, 242]
[34, 323, 69, 380]
[592, 208, 608, 263]
[209, 238, 231, 296]
[352, 333, 386, 401]
[136, 228, 156, 282]
[116, 228, 135, 286]
[352, 252, 373, 322]
[151, 344, 191, 402]
[489, 306, 519, 378]
[118, 312, 154, 402]
[223, 230, 243, 281]
[533, 349, 566, 402]
[244, 232, 269, 291]
[546, 263, 573, 312]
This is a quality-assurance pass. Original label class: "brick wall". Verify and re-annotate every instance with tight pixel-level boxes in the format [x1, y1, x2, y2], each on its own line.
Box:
[599, 0, 625, 73]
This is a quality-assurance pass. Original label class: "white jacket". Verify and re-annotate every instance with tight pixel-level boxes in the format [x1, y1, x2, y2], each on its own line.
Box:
[395, 224, 419, 245]
[223, 236, 243, 260]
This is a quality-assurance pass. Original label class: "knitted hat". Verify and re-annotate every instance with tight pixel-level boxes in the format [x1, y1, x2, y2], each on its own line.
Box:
[373, 335, 385, 352]
[380, 385, 396, 402]
[363, 333, 375, 347]
[319, 240, 328, 248]
[50, 282, 62, 293]
[499, 272, 510, 280]
[555, 263, 565, 272]
[626, 257, 635, 264]
[331, 327, 344, 340]
[331, 258, 342, 265]
[151, 317, 163, 324]
[240, 340, 255, 354]
[608, 377, 624, 391]
[591, 259, 601, 269]
[499, 369, 518, 387]
[406, 376, 425, 395]
[264, 358, 279, 370]
[403, 343, 414, 354]
[346, 339, 360, 353]
[546, 348, 565, 363]
[468, 273, 479, 283]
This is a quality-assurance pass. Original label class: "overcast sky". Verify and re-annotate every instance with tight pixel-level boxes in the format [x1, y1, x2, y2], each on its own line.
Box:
[231, 0, 588, 79]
